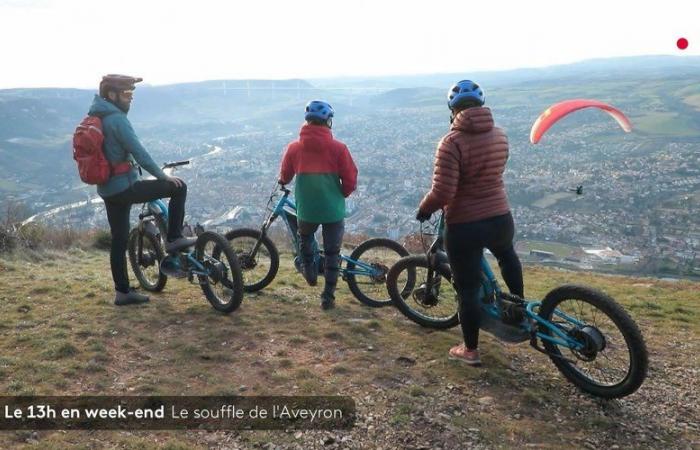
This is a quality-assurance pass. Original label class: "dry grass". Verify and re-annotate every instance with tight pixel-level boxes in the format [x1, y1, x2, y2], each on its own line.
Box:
[0, 250, 698, 449]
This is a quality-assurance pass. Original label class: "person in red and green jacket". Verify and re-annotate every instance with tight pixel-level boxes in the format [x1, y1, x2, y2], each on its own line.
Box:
[278, 101, 358, 310]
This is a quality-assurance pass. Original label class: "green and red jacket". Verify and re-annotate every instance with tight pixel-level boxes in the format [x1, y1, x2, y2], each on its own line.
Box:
[279, 124, 358, 223]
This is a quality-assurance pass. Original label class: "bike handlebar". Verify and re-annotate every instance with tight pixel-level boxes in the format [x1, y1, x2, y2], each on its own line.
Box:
[163, 160, 190, 169]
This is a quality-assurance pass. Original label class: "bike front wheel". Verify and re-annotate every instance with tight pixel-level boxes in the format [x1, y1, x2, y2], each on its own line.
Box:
[127, 228, 167, 292]
[538, 285, 648, 398]
[387, 255, 460, 329]
[345, 238, 410, 307]
[195, 231, 244, 314]
[223, 228, 279, 292]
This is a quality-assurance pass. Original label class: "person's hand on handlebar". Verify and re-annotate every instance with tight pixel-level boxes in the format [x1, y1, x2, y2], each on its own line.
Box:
[277, 180, 291, 194]
[165, 175, 185, 188]
[415, 209, 432, 222]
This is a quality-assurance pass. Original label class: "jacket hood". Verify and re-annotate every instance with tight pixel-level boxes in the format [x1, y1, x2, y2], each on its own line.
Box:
[88, 94, 124, 118]
[299, 123, 333, 141]
[451, 107, 494, 133]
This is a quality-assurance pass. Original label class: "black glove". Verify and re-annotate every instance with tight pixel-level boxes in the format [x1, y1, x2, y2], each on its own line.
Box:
[415, 209, 432, 222]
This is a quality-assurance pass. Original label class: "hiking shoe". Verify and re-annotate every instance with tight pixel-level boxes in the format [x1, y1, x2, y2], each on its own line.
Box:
[448, 344, 482, 366]
[320, 292, 335, 310]
[114, 288, 150, 306]
[165, 237, 197, 253]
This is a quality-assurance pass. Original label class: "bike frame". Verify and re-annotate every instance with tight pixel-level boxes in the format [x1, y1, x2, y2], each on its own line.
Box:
[260, 188, 384, 279]
[136, 199, 211, 274]
[428, 214, 585, 352]
[132, 161, 216, 279]
[147, 199, 168, 221]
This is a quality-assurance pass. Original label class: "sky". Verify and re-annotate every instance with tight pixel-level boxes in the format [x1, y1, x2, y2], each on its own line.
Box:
[0, 0, 698, 89]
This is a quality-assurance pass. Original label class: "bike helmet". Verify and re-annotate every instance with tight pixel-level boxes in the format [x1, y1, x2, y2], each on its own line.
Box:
[447, 80, 485, 110]
[304, 100, 334, 122]
[99, 74, 143, 98]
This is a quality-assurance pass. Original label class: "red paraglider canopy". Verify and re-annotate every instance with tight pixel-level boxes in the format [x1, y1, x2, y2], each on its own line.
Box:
[530, 99, 632, 144]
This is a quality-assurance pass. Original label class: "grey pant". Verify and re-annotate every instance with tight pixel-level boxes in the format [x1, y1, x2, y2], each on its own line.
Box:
[298, 220, 344, 296]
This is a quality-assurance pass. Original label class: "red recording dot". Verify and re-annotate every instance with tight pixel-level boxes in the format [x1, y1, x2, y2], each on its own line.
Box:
[677, 38, 689, 50]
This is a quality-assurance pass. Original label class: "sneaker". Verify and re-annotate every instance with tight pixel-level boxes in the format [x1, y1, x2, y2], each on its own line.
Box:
[114, 288, 150, 306]
[448, 344, 482, 366]
[165, 237, 197, 253]
[320, 292, 335, 310]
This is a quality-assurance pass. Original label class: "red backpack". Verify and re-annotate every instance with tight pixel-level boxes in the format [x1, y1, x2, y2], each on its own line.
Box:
[72, 115, 131, 185]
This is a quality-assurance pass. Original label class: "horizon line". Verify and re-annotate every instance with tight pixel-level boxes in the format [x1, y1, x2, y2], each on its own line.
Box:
[1, 53, 698, 91]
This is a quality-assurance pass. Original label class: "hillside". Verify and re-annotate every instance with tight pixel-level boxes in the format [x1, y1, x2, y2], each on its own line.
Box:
[0, 249, 698, 449]
[2, 57, 699, 283]
[2, 56, 700, 198]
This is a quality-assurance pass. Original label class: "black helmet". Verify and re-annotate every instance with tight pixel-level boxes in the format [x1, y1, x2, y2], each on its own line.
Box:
[99, 74, 143, 98]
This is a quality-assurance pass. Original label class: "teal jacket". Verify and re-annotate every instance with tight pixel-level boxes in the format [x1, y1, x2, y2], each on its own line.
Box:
[88, 95, 167, 198]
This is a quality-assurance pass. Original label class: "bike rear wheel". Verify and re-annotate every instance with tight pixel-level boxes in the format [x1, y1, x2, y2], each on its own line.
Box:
[538, 285, 648, 398]
[387, 255, 460, 329]
[223, 228, 279, 292]
[345, 238, 410, 307]
[127, 228, 167, 292]
[195, 231, 244, 314]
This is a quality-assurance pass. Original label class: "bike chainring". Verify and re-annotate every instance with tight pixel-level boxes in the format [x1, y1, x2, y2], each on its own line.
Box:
[500, 300, 526, 325]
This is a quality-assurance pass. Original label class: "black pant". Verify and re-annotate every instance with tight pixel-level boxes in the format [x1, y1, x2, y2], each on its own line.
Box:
[103, 179, 188, 293]
[444, 213, 523, 350]
[298, 220, 344, 296]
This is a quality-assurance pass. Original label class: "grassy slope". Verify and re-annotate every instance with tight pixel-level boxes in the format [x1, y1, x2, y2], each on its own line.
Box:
[0, 249, 698, 449]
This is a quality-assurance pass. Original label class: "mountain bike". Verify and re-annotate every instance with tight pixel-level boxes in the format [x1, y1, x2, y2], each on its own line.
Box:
[386, 211, 648, 398]
[222, 184, 411, 307]
[127, 161, 244, 314]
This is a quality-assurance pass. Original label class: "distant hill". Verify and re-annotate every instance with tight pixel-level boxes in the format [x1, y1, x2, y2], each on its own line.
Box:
[0, 79, 317, 193]
[314, 55, 700, 89]
[1, 54, 699, 214]
[369, 87, 443, 109]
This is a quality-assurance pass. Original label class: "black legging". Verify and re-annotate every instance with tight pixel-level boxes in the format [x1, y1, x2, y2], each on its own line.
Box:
[103, 179, 187, 293]
[298, 219, 344, 296]
[444, 212, 523, 350]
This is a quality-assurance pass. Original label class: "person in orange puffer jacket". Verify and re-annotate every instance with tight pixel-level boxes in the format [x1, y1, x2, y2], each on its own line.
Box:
[417, 80, 524, 366]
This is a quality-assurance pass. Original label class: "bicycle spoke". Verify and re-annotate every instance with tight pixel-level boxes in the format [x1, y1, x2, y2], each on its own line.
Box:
[229, 236, 272, 288]
[400, 267, 457, 321]
[555, 298, 632, 387]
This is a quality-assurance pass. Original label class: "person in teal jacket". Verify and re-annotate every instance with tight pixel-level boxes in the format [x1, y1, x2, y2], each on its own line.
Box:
[91, 74, 195, 306]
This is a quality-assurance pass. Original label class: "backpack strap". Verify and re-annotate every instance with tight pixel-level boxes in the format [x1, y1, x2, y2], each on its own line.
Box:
[99, 110, 134, 177]
[111, 161, 133, 176]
